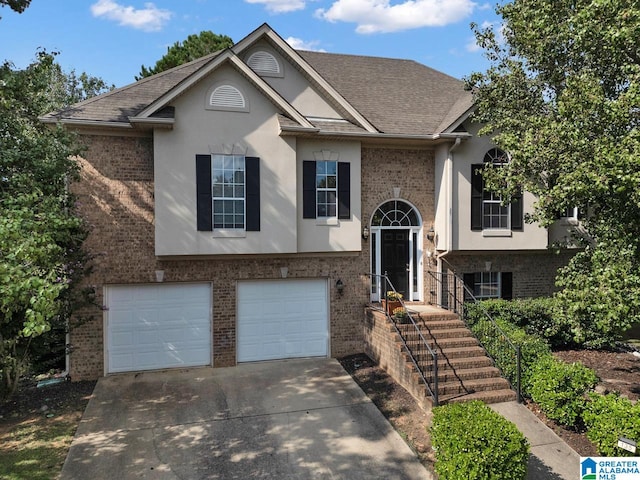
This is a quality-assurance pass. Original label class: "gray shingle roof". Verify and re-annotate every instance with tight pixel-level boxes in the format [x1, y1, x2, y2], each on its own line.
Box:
[41, 53, 219, 124]
[299, 50, 472, 135]
[43, 47, 472, 136]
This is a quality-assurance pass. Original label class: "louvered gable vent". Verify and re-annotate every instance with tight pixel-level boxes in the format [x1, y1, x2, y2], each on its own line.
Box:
[209, 85, 245, 109]
[247, 51, 281, 76]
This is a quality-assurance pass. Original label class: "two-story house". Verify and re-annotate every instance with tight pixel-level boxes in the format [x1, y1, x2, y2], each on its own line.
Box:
[42, 24, 573, 380]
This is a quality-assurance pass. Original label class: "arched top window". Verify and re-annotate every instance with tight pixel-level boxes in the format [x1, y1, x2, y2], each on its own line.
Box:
[247, 51, 282, 77]
[484, 148, 509, 166]
[371, 200, 421, 227]
[206, 84, 249, 112]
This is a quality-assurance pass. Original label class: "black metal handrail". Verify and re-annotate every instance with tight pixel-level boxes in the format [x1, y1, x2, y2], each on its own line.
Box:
[368, 273, 439, 406]
[428, 270, 522, 402]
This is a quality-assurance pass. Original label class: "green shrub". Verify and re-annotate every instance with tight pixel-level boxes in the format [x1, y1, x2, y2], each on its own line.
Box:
[431, 400, 529, 480]
[529, 356, 598, 427]
[464, 298, 572, 348]
[470, 318, 552, 396]
[583, 392, 640, 456]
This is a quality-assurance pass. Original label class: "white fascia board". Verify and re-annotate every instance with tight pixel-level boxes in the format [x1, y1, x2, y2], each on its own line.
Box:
[442, 105, 476, 134]
[39, 116, 133, 129]
[128, 117, 175, 129]
[279, 127, 471, 142]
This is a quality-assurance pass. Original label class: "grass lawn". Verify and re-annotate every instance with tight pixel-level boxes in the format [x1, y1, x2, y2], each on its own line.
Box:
[0, 415, 80, 480]
[0, 380, 94, 480]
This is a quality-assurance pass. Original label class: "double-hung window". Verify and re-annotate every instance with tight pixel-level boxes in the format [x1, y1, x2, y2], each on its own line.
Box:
[315, 161, 337, 218]
[195, 154, 260, 232]
[212, 155, 245, 229]
[303, 160, 350, 220]
[482, 148, 509, 229]
[472, 272, 501, 299]
[471, 148, 523, 232]
[463, 271, 513, 300]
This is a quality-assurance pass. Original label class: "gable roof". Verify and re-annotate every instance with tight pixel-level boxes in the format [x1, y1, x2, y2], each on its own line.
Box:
[41, 24, 473, 137]
[298, 51, 472, 135]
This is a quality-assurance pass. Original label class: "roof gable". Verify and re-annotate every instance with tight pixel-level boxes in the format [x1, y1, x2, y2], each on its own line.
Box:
[42, 23, 473, 137]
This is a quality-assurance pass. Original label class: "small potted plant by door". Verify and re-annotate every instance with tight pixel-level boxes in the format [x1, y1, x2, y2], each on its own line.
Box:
[392, 307, 410, 324]
[382, 291, 403, 315]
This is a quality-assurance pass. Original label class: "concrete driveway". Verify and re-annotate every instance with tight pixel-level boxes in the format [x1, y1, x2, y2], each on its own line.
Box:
[61, 358, 433, 479]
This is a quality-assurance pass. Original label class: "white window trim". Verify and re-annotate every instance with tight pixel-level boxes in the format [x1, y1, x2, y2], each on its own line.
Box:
[212, 154, 246, 230]
[474, 272, 501, 300]
[369, 226, 424, 303]
[482, 229, 512, 237]
[559, 207, 580, 225]
[315, 160, 338, 220]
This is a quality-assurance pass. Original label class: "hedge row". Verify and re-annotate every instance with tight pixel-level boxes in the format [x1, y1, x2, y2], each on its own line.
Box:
[430, 400, 529, 480]
[464, 298, 571, 348]
[468, 316, 552, 397]
[465, 298, 639, 457]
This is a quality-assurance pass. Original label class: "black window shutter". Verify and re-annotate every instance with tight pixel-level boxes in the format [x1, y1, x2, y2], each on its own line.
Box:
[245, 157, 260, 231]
[510, 189, 523, 231]
[337, 162, 350, 219]
[463, 273, 475, 301]
[471, 164, 484, 231]
[303, 161, 316, 219]
[196, 154, 212, 231]
[501, 272, 513, 300]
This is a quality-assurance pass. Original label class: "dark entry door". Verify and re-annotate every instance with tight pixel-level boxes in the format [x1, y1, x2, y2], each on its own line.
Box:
[381, 229, 409, 298]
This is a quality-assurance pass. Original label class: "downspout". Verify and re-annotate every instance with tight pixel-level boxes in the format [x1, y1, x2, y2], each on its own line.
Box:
[436, 137, 461, 305]
[438, 137, 461, 261]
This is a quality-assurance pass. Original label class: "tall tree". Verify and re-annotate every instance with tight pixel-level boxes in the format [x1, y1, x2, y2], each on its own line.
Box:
[467, 0, 640, 347]
[137, 30, 234, 80]
[0, 51, 107, 397]
[0, 0, 31, 13]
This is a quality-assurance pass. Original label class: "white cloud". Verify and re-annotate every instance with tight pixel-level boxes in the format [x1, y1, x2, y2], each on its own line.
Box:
[90, 0, 173, 32]
[244, 0, 306, 13]
[285, 36, 326, 51]
[465, 20, 505, 52]
[465, 36, 481, 52]
[316, 0, 476, 34]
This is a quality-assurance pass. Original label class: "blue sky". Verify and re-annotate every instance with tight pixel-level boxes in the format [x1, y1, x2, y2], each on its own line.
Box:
[0, 0, 504, 88]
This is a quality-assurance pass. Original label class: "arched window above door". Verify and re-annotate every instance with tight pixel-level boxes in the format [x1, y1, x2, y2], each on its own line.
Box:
[371, 200, 421, 227]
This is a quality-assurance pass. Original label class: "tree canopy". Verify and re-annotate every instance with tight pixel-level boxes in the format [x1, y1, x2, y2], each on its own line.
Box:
[0, 0, 31, 13]
[0, 51, 108, 397]
[137, 30, 234, 80]
[467, 0, 640, 347]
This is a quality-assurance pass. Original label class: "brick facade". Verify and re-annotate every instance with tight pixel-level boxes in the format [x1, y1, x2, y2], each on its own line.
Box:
[69, 136, 438, 380]
[441, 251, 574, 299]
[69, 135, 570, 381]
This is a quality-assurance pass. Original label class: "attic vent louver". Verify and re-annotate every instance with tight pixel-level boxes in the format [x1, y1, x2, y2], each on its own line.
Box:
[247, 51, 281, 76]
[209, 85, 246, 109]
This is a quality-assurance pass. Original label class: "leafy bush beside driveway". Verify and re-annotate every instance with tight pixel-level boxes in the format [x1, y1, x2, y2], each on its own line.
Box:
[430, 400, 529, 480]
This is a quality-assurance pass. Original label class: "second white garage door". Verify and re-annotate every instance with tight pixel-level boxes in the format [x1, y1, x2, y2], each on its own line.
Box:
[237, 279, 329, 362]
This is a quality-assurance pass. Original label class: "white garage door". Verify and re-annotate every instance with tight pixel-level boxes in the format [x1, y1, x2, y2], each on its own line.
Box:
[106, 283, 212, 373]
[237, 279, 329, 362]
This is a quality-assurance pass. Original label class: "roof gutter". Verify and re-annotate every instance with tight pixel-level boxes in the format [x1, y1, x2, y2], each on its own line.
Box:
[279, 127, 471, 142]
[39, 116, 134, 129]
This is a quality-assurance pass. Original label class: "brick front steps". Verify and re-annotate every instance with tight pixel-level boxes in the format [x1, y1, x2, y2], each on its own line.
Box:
[363, 306, 517, 407]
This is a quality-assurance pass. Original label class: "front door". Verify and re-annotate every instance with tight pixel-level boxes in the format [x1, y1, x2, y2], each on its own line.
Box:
[381, 229, 409, 297]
